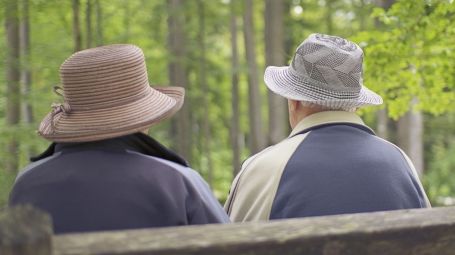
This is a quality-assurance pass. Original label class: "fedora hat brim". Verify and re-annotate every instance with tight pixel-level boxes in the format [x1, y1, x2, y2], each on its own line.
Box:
[38, 86, 184, 142]
[264, 66, 383, 108]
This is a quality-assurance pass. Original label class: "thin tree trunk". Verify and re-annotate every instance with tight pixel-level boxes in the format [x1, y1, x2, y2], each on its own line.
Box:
[397, 98, 424, 175]
[374, 0, 394, 139]
[167, 0, 191, 161]
[20, 0, 32, 125]
[265, 0, 287, 145]
[243, 0, 264, 154]
[20, 0, 35, 158]
[376, 0, 395, 9]
[197, 0, 213, 186]
[230, 0, 241, 176]
[357, 0, 367, 31]
[95, 0, 103, 46]
[123, 1, 130, 42]
[284, 0, 294, 63]
[5, 0, 21, 173]
[282, 0, 294, 137]
[72, 0, 82, 52]
[326, 0, 334, 34]
[408, 104, 424, 175]
[377, 109, 389, 139]
[86, 0, 93, 48]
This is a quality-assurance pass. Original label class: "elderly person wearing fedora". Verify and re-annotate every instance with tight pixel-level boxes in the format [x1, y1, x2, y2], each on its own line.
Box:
[9, 44, 229, 233]
[225, 34, 431, 222]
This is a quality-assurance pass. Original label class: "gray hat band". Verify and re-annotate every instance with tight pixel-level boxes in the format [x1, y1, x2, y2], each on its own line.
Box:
[284, 69, 360, 99]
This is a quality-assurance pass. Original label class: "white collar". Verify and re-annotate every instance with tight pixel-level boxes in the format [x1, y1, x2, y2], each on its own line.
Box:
[289, 111, 373, 137]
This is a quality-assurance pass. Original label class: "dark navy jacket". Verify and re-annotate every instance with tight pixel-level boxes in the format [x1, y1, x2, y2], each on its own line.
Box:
[225, 111, 430, 222]
[10, 133, 229, 233]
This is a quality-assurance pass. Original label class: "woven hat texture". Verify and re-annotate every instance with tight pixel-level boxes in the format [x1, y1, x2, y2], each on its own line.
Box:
[264, 33, 382, 109]
[38, 44, 184, 142]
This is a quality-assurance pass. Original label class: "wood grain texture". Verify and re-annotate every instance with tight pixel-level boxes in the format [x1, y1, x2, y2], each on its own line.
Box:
[54, 207, 455, 255]
[0, 205, 52, 255]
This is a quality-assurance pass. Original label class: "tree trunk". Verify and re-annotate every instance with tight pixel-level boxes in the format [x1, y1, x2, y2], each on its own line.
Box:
[197, 0, 213, 186]
[325, 0, 334, 34]
[20, 0, 32, 125]
[5, 0, 21, 173]
[20, 0, 35, 158]
[265, 0, 287, 145]
[374, 0, 395, 139]
[243, 0, 264, 154]
[284, 0, 294, 62]
[95, 0, 103, 46]
[356, 0, 367, 31]
[167, 0, 191, 161]
[86, 0, 93, 48]
[376, 109, 389, 139]
[230, 0, 241, 176]
[397, 100, 424, 176]
[376, 0, 395, 9]
[72, 0, 82, 52]
[123, 1, 130, 42]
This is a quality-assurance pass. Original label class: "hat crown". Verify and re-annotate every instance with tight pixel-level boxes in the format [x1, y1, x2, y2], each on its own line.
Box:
[60, 44, 150, 110]
[39, 44, 185, 142]
[290, 33, 364, 95]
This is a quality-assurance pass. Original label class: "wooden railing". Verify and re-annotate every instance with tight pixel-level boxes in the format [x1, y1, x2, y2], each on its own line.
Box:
[1, 205, 455, 255]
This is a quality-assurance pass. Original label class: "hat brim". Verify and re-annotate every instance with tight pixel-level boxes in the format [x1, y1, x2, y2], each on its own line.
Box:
[264, 66, 383, 108]
[38, 86, 184, 142]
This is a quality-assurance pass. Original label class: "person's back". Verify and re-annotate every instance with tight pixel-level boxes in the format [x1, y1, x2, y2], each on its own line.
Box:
[225, 34, 430, 222]
[11, 134, 228, 233]
[267, 114, 425, 219]
[9, 44, 229, 233]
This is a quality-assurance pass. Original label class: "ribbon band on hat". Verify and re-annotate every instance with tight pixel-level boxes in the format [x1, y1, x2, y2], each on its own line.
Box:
[38, 44, 185, 142]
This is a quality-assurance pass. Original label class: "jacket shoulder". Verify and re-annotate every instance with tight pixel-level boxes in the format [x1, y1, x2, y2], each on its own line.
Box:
[129, 152, 230, 223]
[226, 133, 310, 222]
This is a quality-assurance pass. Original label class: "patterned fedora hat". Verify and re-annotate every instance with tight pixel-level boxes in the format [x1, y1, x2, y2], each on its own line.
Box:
[38, 44, 184, 142]
[264, 33, 382, 109]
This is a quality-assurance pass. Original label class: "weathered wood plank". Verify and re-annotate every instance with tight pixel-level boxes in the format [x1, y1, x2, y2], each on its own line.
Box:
[0, 205, 53, 255]
[54, 207, 455, 255]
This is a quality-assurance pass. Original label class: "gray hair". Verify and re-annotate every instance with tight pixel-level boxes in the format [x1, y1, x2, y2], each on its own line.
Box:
[300, 101, 356, 112]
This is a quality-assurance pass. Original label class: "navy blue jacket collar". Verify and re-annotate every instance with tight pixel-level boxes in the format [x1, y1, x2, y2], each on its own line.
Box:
[31, 133, 188, 167]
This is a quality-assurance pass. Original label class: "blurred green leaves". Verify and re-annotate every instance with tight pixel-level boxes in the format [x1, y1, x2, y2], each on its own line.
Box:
[1, 0, 455, 208]
[354, 0, 455, 119]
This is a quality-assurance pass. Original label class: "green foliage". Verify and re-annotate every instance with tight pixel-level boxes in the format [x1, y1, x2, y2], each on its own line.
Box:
[0, 170, 15, 209]
[424, 139, 455, 206]
[1, 0, 454, 208]
[354, 0, 455, 118]
[423, 112, 455, 206]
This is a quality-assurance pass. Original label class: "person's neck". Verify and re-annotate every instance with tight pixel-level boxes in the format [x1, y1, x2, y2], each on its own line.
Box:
[292, 107, 326, 128]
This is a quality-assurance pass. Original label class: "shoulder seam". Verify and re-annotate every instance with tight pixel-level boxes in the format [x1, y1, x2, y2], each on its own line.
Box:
[15, 152, 62, 184]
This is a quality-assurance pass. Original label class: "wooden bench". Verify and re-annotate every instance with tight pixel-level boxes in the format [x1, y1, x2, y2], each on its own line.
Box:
[1, 205, 455, 255]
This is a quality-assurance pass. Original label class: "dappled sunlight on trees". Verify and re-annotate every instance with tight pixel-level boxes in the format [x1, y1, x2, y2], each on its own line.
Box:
[0, 0, 454, 207]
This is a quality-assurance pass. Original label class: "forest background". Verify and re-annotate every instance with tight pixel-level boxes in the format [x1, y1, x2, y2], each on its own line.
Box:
[1, 0, 454, 207]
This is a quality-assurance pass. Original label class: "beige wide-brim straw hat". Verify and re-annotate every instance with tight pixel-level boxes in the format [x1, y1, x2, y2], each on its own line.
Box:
[264, 33, 382, 109]
[38, 44, 184, 142]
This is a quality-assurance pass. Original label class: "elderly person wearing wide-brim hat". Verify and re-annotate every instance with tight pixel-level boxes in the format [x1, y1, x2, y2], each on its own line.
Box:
[9, 45, 229, 234]
[225, 34, 431, 222]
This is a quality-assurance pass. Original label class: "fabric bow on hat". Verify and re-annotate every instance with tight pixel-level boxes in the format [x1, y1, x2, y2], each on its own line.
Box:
[38, 44, 185, 142]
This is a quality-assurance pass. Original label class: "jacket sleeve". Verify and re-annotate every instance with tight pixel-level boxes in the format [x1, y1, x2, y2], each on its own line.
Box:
[184, 168, 230, 224]
[396, 148, 432, 208]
